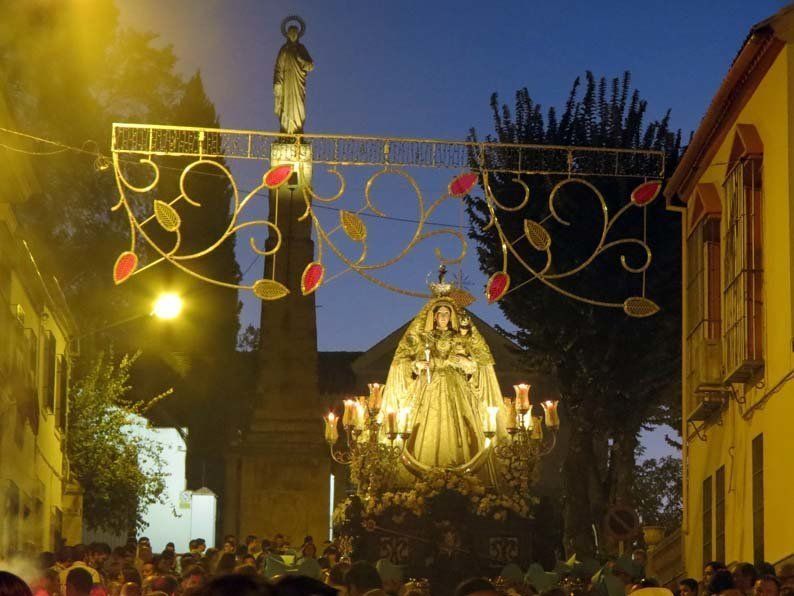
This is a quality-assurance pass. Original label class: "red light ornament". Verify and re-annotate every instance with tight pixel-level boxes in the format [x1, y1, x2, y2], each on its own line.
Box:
[630, 180, 662, 206]
[486, 271, 510, 303]
[449, 172, 479, 197]
[301, 261, 325, 296]
[264, 164, 294, 188]
[113, 251, 138, 285]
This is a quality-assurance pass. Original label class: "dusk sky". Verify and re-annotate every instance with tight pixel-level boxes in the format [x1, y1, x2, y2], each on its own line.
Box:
[116, 0, 789, 456]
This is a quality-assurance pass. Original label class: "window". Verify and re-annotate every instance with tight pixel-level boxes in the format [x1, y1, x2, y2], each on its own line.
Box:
[57, 355, 68, 430]
[686, 214, 722, 413]
[752, 434, 764, 564]
[43, 331, 56, 412]
[723, 152, 763, 382]
[703, 475, 713, 567]
[715, 466, 726, 562]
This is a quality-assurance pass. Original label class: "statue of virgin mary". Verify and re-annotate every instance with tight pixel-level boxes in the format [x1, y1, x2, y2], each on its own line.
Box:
[380, 277, 508, 486]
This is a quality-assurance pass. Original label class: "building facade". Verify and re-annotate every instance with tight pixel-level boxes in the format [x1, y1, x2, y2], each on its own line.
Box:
[665, 6, 794, 574]
[0, 96, 81, 555]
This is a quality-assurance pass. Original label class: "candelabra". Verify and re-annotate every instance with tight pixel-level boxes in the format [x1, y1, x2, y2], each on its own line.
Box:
[324, 383, 413, 466]
[492, 384, 560, 480]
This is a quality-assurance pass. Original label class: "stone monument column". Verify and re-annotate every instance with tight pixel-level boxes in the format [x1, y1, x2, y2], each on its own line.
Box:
[223, 16, 329, 543]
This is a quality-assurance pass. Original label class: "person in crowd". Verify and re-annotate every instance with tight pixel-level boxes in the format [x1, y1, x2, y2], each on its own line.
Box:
[66, 568, 94, 596]
[327, 562, 351, 594]
[454, 578, 499, 596]
[680, 578, 700, 596]
[779, 565, 794, 590]
[704, 563, 728, 596]
[245, 537, 260, 559]
[322, 546, 339, 569]
[735, 564, 759, 596]
[0, 571, 33, 596]
[221, 542, 235, 556]
[181, 566, 207, 592]
[59, 546, 101, 592]
[215, 554, 236, 576]
[196, 573, 271, 596]
[297, 543, 317, 564]
[88, 544, 111, 576]
[235, 545, 249, 563]
[274, 575, 336, 596]
[755, 577, 782, 596]
[119, 583, 140, 596]
[140, 561, 156, 584]
[709, 570, 738, 596]
[241, 555, 258, 569]
[345, 561, 386, 596]
[149, 575, 179, 596]
[163, 544, 176, 556]
[120, 566, 141, 588]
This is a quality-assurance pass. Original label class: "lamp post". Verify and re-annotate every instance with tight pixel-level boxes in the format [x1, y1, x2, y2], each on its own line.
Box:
[68, 292, 184, 357]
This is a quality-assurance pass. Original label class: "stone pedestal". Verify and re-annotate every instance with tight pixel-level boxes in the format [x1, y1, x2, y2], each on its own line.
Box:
[224, 144, 330, 543]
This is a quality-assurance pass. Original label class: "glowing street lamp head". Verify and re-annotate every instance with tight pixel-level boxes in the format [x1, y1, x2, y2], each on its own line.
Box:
[152, 293, 183, 320]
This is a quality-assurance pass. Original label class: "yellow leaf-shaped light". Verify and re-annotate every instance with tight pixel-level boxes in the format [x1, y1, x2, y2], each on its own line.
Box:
[154, 200, 181, 232]
[252, 279, 290, 301]
[340, 210, 367, 242]
[523, 219, 551, 251]
[623, 297, 660, 318]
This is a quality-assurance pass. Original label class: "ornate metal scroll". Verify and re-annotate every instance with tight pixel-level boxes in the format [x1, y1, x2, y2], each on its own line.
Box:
[110, 123, 666, 317]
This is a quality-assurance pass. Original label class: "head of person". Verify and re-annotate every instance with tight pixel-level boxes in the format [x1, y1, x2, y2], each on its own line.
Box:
[119, 583, 140, 596]
[679, 578, 699, 596]
[141, 561, 156, 579]
[323, 546, 339, 566]
[734, 564, 759, 592]
[245, 536, 258, 548]
[345, 562, 383, 596]
[181, 566, 206, 592]
[216, 554, 237, 575]
[286, 26, 299, 43]
[121, 566, 141, 586]
[66, 568, 94, 596]
[137, 538, 151, 550]
[235, 545, 248, 560]
[0, 571, 33, 596]
[779, 565, 794, 589]
[275, 575, 336, 596]
[164, 543, 175, 554]
[73, 545, 89, 564]
[222, 541, 235, 555]
[301, 543, 317, 559]
[434, 304, 453, 330]
[57, 546, 74, 566]
[454, 577, 499, 596]
[273, 535, 285, 549]
[196, 539, 207, 554]
[328, 562, 351, 591]
[709, 570, 736, 596]
[88, 543, 111, 569]
[149, 576, 178, 596]
[705, 563, 728, 588]
[755, 577, 782, 596]
[197, 574, 272, 596]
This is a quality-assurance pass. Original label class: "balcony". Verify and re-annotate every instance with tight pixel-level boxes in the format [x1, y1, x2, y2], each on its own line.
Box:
[686, 318, 727, 423]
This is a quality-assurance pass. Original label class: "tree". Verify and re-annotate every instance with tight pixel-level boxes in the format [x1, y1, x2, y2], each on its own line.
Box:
[633, 454, 682, 533]
[66, 351, 166, 534]
[2, 2, 243, 493]
[467, 72, 683, 555]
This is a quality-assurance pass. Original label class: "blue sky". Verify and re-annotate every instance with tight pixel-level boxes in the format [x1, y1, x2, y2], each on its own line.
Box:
[117, 0, 789, 456]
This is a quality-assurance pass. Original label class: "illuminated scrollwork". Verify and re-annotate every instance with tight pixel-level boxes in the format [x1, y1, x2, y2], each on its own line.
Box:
[110, 123, 665, 317]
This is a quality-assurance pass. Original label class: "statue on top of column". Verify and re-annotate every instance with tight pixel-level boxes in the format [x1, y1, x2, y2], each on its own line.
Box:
[273, 16, 314, 135]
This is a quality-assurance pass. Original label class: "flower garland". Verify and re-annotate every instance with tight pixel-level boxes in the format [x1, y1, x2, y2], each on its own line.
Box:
[334, 468, 537, 527]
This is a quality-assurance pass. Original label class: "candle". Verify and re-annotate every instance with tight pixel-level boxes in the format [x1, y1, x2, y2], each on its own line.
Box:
[531, 416, 543, 440]
[522, 412, 533, 430]
[504, 398, 517, 431]
[354, 402, 366, 430]
[542, 400, 560, 428]
[513, 383, 531, 412]
[368, 383, 384, 411]
[486, 406, 499, 433]
[386, 409, 398, 435]
[342, 400, 355, 427]
[324, 413, 339, 443]
[398, 407, 412, 434]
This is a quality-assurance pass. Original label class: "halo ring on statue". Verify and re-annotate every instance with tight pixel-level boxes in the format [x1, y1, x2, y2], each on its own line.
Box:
[281, 15, 306, 39]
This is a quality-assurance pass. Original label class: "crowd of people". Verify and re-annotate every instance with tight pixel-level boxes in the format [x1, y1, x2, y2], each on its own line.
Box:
[0, 535, 793, 596]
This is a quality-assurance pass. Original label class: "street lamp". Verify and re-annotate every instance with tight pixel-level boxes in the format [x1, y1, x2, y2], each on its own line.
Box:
[152, 292, 183, 320]
[68, 292, 184, 356]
